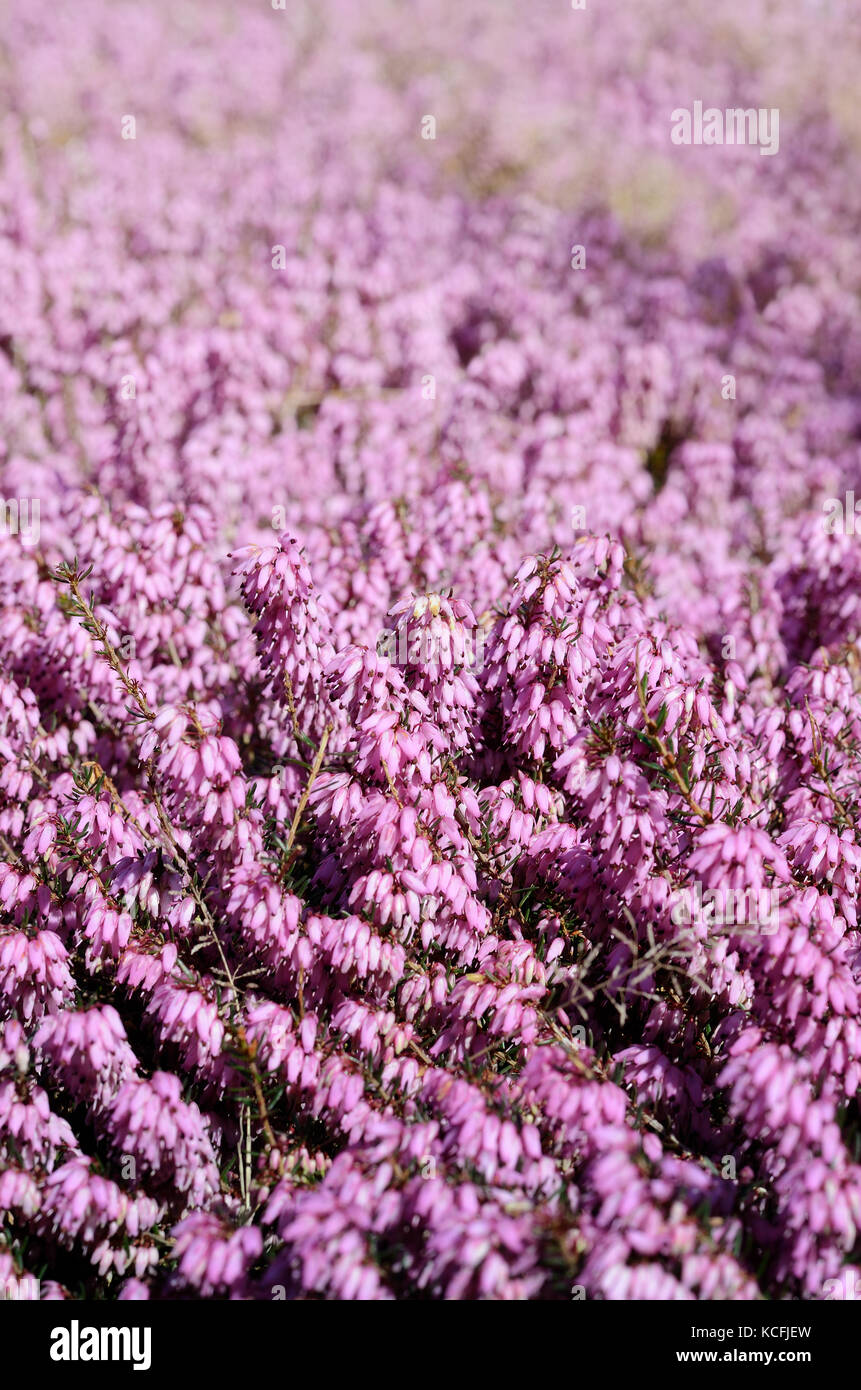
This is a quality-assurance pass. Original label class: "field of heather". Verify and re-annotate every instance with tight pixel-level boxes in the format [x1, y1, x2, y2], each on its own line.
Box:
[2, 0, 861, 1310]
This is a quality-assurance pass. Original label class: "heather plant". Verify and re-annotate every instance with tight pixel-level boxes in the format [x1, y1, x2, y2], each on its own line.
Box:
[1, 0, 861, 1302]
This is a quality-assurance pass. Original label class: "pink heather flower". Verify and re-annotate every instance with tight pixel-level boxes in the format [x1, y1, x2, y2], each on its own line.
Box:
[107, 1073, 221, 1210]
[34, 1005, 138, 1111]
[39, 1157, 160, 1279]
[171, 1212, 263, 1297]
